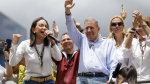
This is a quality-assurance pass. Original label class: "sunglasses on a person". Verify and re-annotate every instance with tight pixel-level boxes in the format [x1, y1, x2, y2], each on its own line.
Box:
[111, 22, 123, 28]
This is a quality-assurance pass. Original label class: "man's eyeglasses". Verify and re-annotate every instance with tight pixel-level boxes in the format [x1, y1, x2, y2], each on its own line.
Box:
[111, 22, 123, 28]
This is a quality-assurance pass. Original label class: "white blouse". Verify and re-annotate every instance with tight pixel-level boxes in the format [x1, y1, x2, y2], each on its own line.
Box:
[9, 39, 62, 77]
[111, 38, 129, 69]
[122, 36, 150, 81]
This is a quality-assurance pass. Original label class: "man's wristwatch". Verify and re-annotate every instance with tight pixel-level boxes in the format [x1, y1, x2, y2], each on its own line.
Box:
[5, 59, 9, 62]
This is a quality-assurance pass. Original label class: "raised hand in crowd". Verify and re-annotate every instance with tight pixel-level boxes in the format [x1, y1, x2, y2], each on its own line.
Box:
[11, 34, 25, 74]
[132, 10, 143, 27]
[12, 34, 22, 45]
[132, 10, 150, 36]
[120, 4, 127, 20]
[65, 0, 75, 15]
[52, 20, 59, 38]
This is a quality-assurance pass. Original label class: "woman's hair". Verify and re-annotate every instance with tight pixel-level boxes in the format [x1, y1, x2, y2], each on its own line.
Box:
[126, 66, 137, 84]
[118, 66, 137, 84]
[142, 16, 150, 27]
[108, 15, 126, 39]
[30, 17, 49, 47]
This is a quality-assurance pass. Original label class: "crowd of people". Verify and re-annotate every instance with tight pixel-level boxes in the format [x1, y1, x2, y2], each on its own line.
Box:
[0, 0, 150, 84]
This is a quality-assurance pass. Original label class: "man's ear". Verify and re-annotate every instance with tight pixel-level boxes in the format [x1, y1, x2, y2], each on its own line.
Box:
[60, 42, 63, 46]
[98, 27, 100, 32]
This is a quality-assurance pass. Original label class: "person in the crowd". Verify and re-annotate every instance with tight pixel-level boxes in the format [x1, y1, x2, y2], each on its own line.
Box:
[53, 33, 80, 84]
[107, 15, 127, 68]
[64, 0, 118, 84]
[117, 66, 137, 84]
[0, 50, 13, 83]
[52, 20, 80, 84]
[123, 10, 150, 83]
[2, 34, 24, 84]
[126, 16, 150, 38]
[9, 17, 62, 84]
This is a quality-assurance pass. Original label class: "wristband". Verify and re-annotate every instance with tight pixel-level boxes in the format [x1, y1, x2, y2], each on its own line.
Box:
[5, 59, 9, 62]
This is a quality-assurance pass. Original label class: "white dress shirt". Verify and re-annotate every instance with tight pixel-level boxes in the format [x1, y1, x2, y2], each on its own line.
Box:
[122, 36, 150, 81]
[9, 39, 62, 77]
[65, 14, 118, 78]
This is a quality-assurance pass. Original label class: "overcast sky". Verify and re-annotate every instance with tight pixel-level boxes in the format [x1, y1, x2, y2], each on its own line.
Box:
[0, 0, 150, 39]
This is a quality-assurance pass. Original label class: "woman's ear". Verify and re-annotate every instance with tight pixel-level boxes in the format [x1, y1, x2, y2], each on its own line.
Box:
[32, 28, 35, 33]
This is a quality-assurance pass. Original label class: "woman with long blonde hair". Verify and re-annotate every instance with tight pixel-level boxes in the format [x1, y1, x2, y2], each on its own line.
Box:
[108, 15, 127, 68]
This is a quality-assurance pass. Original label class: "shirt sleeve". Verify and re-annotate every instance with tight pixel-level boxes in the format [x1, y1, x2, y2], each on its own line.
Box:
[9, 42, 24, 66]
[121, 38, 137, 59]
[0, 65, 5, 80]
[51, 44, 62, 61]
[66, 14, 83, 48]
[106, 40, 118, 80]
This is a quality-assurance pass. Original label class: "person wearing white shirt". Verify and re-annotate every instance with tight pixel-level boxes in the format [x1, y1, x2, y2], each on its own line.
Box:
[0, 50, 13, 84]
[108, 15, 128, 69]
[9, 17, 62, 84]
[123, 10, 150, 83]
[64, 0, 118, 84]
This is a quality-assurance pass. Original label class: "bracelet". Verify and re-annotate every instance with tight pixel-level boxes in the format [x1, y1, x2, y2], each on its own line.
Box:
[5, 59, 9, 62]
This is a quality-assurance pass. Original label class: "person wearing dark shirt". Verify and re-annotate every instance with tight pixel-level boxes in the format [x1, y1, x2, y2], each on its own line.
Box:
[52, 33, 80, 84]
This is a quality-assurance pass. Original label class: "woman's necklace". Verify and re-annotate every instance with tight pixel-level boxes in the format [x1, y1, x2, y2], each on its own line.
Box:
[114, 35, 124, 48]
[139, 40, 146, 61]
[115, 40, 123, 48]
[34, 44, 45, 67]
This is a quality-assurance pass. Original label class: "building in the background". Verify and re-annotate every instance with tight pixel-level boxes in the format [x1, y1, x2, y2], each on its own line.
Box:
[0, 12, 27, 67]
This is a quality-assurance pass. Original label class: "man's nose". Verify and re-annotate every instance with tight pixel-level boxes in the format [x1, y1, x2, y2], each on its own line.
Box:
[87, 28, 91, 32]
